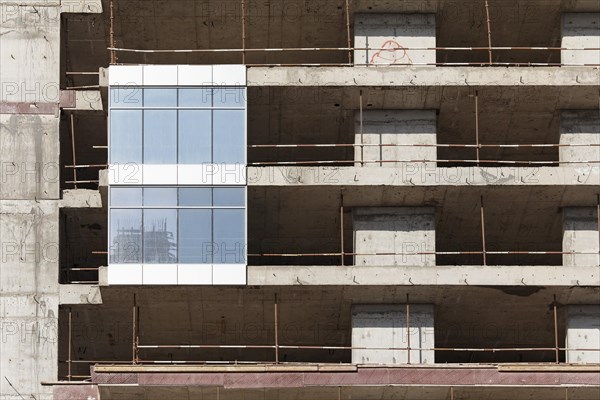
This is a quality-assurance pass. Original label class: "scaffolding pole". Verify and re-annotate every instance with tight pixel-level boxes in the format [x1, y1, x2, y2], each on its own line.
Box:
[406, 294, 411, 365]
[554, 295, 560, 364]
[70, 114, 77, 189]
[109, 0, 116, 64]
[484, 0, 493, 65]
[274, 293, 280, 364]
[480, 195, 487, 266]
[345, 0, 352, 64]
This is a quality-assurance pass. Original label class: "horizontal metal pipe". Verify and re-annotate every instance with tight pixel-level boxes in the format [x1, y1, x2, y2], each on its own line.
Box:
[249, 143, 600, 148]
[248, 250, 595, 257]
[249, 159, 600, 166]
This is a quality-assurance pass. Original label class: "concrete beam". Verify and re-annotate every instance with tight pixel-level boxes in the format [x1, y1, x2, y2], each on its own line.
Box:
[60, 189, 103, 208]
[59, 284, 102, 305]
[247, 67, 600, 87]
[247, 265, 599, 287]
[247, 166, 600, 187]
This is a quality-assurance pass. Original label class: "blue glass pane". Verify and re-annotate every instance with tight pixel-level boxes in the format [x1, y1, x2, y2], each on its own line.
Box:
[110, 87, 142, 108]
[179, 188, 212, 206]
[143, 209, 177, 264]
[143, 188, 178, 206]
[178, 110, 211, 164]
[213, 88, 245, 108]
[110, 209, 142, 263]
[110, 188, 142, 206]
[179, 210, 212, 264]
[144, 110, 177, 164]
[213, 110, 245, 164]
[110, 110, 142, 164]
[179, 88, 212, 107]
[144, 88, 177, 107]
[214, 188, 245, 207]
[213, 209, 245, 264]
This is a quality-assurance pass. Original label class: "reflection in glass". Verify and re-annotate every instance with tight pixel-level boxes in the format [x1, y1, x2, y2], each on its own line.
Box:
[179, 110, 211, 164]
[144, 110, 177, 164]
[213, 209, 245, 264]
[144, 88, 177, 107]
[179, 210, 212, 263]
[143, 188, 177, 206]
[110, 110, 142, 164]
[179, 188, 212, 206]
[110, 209, 142, 263]
[110, 188, 142, 207]
[143, 209, 177, 264]
[213, 110, 245, 164]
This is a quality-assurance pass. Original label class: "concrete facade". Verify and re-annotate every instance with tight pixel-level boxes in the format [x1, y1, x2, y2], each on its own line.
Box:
[562, 13, 600, 66]
[559, 110, 600, 163]
[352, 207, 436, 266]
[562, 207, 599, 267]
[566, 305, 600, 363]
[354, 14, 436, 66]
[351, 304, 435, 364]
[354, 110, 437, 166]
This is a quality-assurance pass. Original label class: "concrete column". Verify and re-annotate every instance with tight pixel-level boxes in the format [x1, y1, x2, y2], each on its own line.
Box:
[354, 110, 437, 167]
[354, 14, 436, 66]
[353, 207, 436, 266]
[559, 111, 600, 164]
[561, 13, 600, 66]
[562, 207, 599, 267]
[566, 305, 600, 364]
[351, 304, 435, 364]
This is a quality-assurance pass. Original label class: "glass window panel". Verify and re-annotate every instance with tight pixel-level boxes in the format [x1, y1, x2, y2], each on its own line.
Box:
[213, 88, 245, 108]
[178, 110, 212, 164]
[110, 209, 142, 264]
[144, 110, 177, 164]
[110, 188, 142, 206]
[213, 209, 245, 264]
[213, 110, 245, 164]
[110, 87, 142, 108]
[214, 188, 245, 207]
[110, 110, 142, 164]
[179, 210, 212, 264]
[143, 188, 178, 206]
[143, 209, 178, 264]
[144, 88, 177, 107]
[179, 188, 212, 206]
[179, 88, 212, 107]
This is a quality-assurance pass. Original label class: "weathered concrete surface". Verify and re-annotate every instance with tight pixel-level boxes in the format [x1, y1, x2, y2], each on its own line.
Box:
[563, 207, 599, 267]
[562, 13, 600, 66]
[354, 110, 436, 166]
[247, 166, 600, 186]
[58, 284, 102, 305]
[247, 67, 600, 87]
[60, 189, 103, 208]
[247, 265, 600, 287]
[52, 384, 99, 400]
[560, 110, 600, 163]
[566, 305, 600, 364]
[354, 14, 436, 66]
[352, 304, 434, 364]
[353, 207, 435, 266]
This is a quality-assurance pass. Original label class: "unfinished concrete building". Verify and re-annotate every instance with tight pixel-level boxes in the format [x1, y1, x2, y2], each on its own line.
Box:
[1, 1, 600, 399]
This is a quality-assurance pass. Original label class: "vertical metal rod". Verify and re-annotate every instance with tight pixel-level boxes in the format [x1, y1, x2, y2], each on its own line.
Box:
[406, 294, 411, 365]
[274, 293, 279, 364]
[340, 193, 345, 266]
[109, 0, 116, 64]
[70, 114, 78, 189]
[597, 194, 600, 267]
[475, 90, 480, 165]
[484, 0, 493, 65]
[217, 386, 220, 400]
[480, 195, 487, 266]
[132, 294, 138, 364]
[553, 295, 559, 364]
[345, 0, 352, 64]
[450, 387, 454, 400]
[241, 0, 246, 64]
[359, 90, 364, 166]
[68, 308, 72, 381]
[338, 386, 342, 400]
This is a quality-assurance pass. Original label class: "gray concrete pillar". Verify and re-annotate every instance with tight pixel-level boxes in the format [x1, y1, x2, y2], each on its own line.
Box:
[562, 207, 599, 267]
[559, 111, 600, 164]
[561, 13, 600, 66]
[354, 14, 436, 66]
[353, 207, 436, 266]
[566, 305, 600, 364]
[351, 304, 435, 364]
[354, 110, 437, 167]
